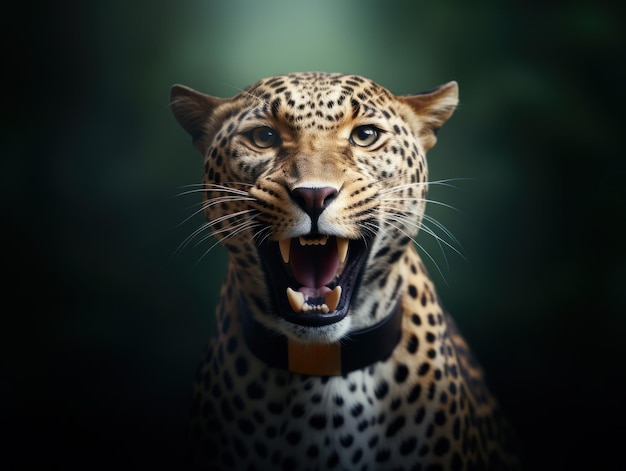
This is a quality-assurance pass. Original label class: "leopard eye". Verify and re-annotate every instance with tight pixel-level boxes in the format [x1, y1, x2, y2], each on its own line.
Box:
[350, 125, 380, 147]
[248, 126, 280, 148]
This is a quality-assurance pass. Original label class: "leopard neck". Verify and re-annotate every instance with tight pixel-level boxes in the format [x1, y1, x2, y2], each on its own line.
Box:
[238, 296, 403, 376]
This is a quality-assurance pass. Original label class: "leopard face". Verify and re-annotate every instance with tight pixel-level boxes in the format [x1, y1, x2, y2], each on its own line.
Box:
[171, 72, 457, 344]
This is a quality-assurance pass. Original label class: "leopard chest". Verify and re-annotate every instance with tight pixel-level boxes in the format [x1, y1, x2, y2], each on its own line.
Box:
[191, 260, 467, 470]
[194, 340, 446, 470]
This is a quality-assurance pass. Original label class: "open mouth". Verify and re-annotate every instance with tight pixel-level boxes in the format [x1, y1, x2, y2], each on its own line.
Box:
[258, 235, 369, 327]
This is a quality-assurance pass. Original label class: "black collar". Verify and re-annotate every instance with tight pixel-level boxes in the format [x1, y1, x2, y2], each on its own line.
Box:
[239, 297, 404, 376]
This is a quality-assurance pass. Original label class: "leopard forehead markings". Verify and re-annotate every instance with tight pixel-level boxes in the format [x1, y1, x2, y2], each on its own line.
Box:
[170, 73, 519, 469]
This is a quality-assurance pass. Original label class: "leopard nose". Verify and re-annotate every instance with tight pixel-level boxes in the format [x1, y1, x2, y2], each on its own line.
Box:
[291, 186, 337, 219]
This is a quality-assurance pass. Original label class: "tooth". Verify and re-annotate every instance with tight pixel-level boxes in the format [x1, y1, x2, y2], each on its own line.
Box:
[297, 235, 329, 246]
[336, 237, 349, 263]
[279, 239, 291, 263]
[286, 288, 305, 312]
[324, 286, 342, 312]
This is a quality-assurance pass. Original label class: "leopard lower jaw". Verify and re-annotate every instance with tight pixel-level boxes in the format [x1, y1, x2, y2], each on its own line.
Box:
[286, 286, 342, 313]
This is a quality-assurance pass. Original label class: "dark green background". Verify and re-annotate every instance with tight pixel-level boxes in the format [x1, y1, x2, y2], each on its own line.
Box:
[4, 1, 625, 469]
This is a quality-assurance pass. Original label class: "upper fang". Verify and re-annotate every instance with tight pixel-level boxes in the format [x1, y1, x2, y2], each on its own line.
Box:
[336, 237, 349, 263]
[279, 239, 291, 263]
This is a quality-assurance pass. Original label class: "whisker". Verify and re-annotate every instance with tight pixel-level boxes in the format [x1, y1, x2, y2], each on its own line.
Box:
[176, 196, 256, 227]
[422, 214, 464, 252]
[377, 178, 470, 195]
[380, 197, 461, 212]
[382, 219, 449, 285]
[195, 219, 261, 265]
[176, 184, 252, 198]
[374, 206, 464, 257]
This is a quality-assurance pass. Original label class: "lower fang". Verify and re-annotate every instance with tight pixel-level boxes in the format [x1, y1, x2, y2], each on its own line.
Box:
[324, 286, 342, 312]
[286, 288, 305, 312]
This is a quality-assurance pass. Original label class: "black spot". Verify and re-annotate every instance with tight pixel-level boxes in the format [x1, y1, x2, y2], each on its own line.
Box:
[408, 284, 418, 298]
[333, 414, 344, 428]
[434, 410, 446, 426]
[211, 383, 222, 399]
[246, 381, 265, 400]
[254, 441, 268, 459]
[407, 383, 422, 403]
[394, 364, 409, 383]
[428, 382, 436, 400]
[221, 315, 231, 334]
[407, 334, 419, 354]
[351, 403, 364, 417]
[375, 380, 389, 399]
[453, 417, 461, 440]
[351, 448, 363, 464]
[385, 416, 406, 437]
[389, 250, 404, 264]
[282, 457, 297, 471]
[306, 445, 319, 458]
[311, 393, 322, 404]
[340, 434, 354, 447]
[433, 436, 450, 456]
[426, 332, 436, 343]
[308, 414, 327, 430]
[268, 401, 284, 415]
[418, 362, 430, 376]
[415, 406, 425, 424]
[291, 403, 305, 418]
[411, 313, 422, 326]
[368, 435, 379, 448]
[233, 436, 248, 457]
[390, 397, 402, 411]
[226, 336, 238, 353]
[286, 430, 302, 445]
[232, 394, 245, 411]
[375, 449, 391, 462]
[451, 452, 463, 471]
[237, 418, 255, 435]
[235, 356, 248, 377]
[221, 451, 235, 467]
[220, 398, 234, 422]
[327, 451, 340, 468]
[427, 313, 436, 326]
[399, 436, 417, 455]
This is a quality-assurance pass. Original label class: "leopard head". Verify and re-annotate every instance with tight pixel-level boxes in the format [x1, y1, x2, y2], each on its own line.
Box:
[171, 72, 457, 343]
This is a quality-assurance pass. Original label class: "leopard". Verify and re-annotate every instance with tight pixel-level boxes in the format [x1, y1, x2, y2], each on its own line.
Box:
[170, 72, 519, 470]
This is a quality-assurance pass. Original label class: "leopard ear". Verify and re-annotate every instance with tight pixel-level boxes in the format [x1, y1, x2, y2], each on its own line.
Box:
[398, 81, 459, 152]
[170, 84, 225, 154]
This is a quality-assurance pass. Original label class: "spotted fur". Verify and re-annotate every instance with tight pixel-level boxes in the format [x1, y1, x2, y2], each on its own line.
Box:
[171, 72, 519, 470]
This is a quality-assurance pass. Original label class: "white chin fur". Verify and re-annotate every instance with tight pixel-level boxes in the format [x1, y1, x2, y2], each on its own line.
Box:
[276, 315, 352, 344]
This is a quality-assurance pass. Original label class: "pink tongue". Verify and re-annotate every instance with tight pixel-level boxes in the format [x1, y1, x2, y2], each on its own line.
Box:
[290, 239, 339, 289]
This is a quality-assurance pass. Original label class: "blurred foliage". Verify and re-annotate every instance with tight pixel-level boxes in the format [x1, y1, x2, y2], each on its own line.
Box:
[4, 0, 625, 469]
